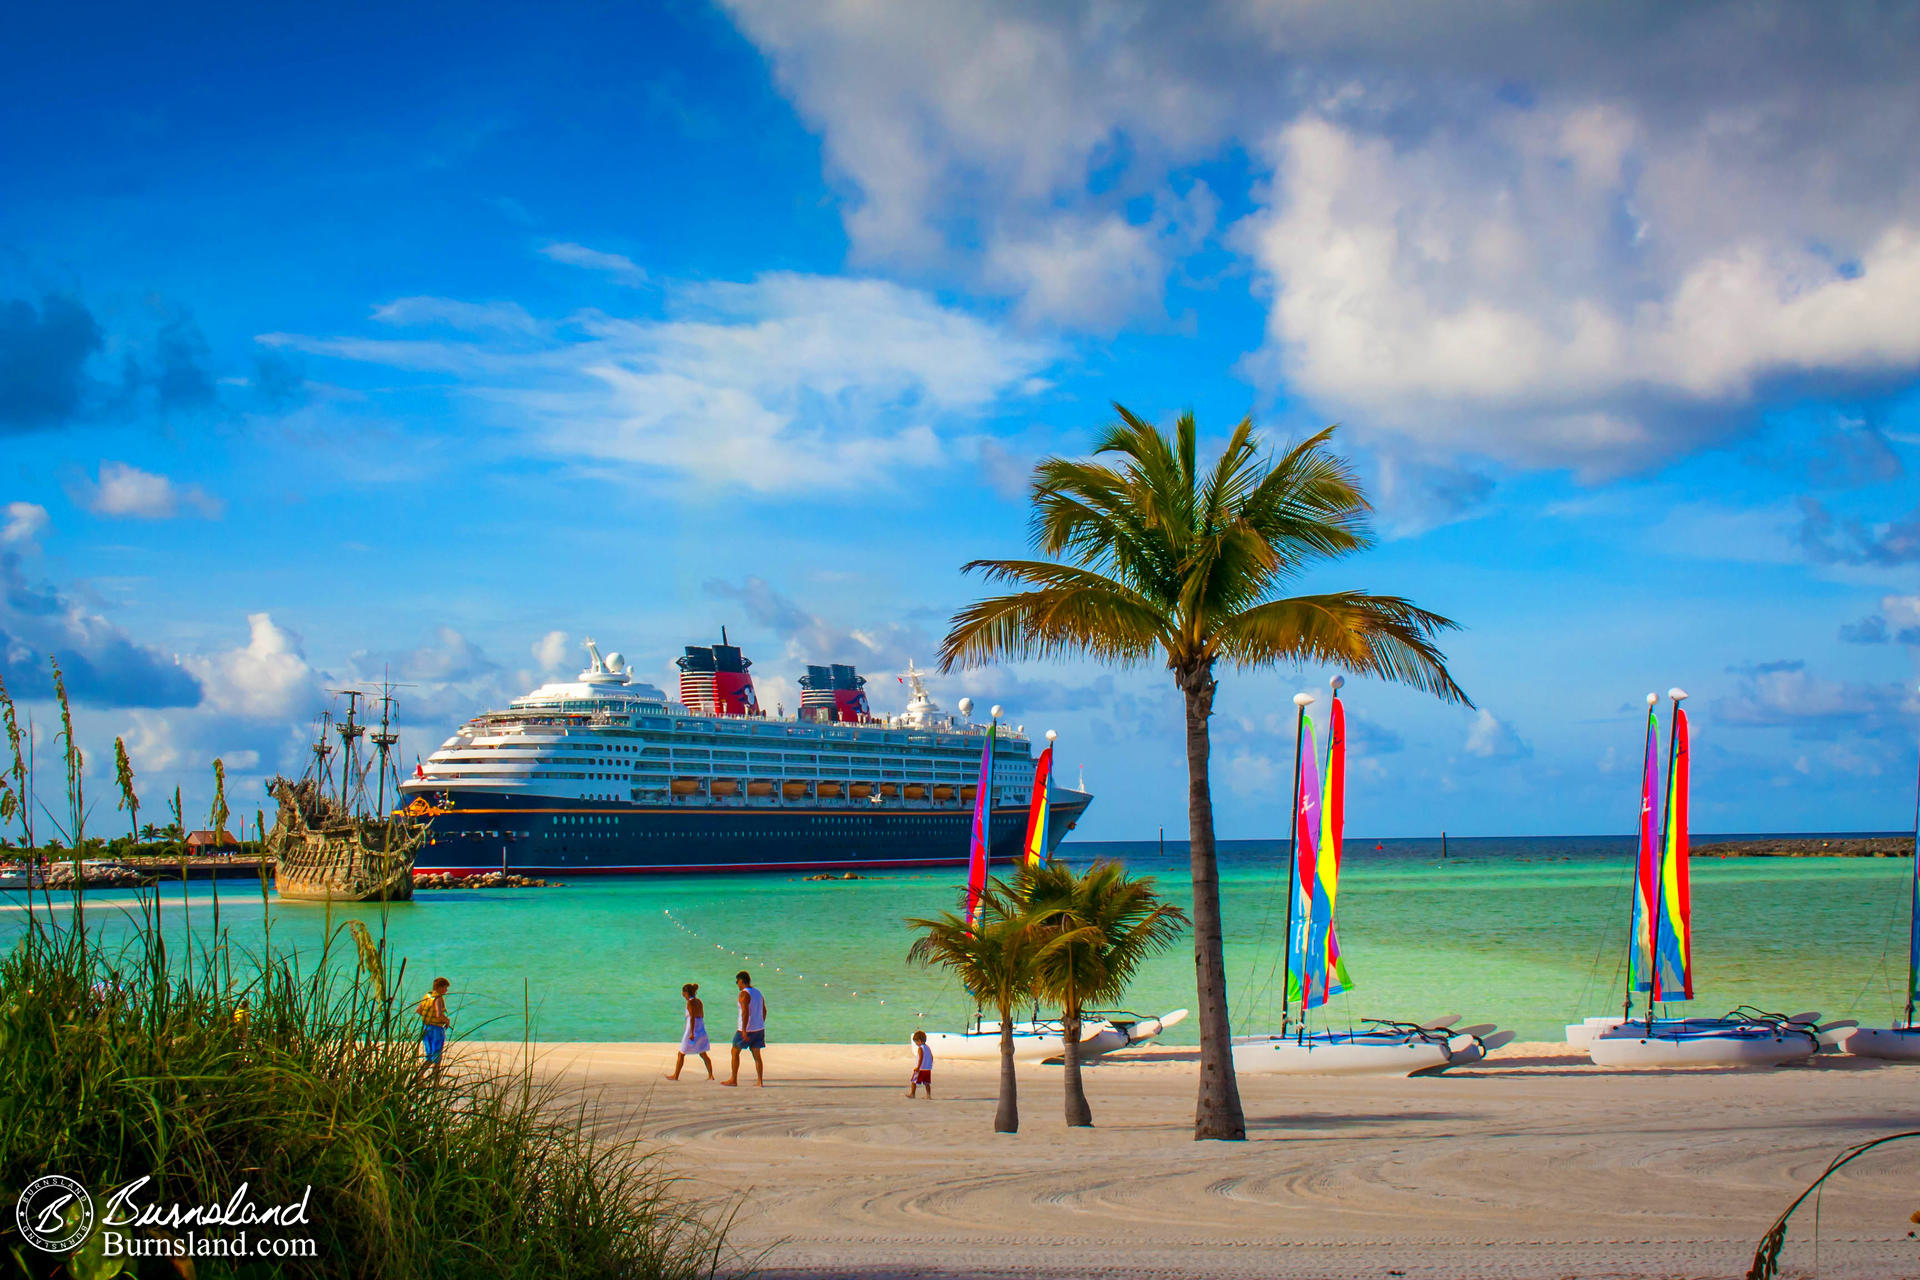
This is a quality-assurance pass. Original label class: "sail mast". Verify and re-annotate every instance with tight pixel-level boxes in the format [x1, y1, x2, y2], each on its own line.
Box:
[1303, 677, 1347, 1017]
[963, 704, 999, 929]
[1279, 691, 1313, 1036]
[1624, 693, 1659, 1019]
[1644, 688, 1689, 1030]
[1908, 683, 1920, 1028]
[1023, 734, 1054, 867]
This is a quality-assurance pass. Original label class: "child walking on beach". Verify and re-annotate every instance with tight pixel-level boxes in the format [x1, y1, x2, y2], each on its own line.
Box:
[669, 982, 713, 1080]
[906, 1029, 933, 1099]
[417, 977, 451, 1079]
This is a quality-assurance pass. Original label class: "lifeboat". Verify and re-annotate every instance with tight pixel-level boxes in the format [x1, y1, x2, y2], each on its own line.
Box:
[782, 780, 811, 800]
[879, 783, 900, 798]
[932, 784, 956, 802]
[746, 780, 775, 797]
[709, 779, 740, 798]
[848, 782, 873, 799]
[959, 785, 976, 804]
[817, 781, 844, 798]
[904, 784, 927, 800]
[669, 779, 701, 796]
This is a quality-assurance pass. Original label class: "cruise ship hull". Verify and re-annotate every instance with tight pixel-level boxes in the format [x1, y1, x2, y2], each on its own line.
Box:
[410, 790, 1094, 876]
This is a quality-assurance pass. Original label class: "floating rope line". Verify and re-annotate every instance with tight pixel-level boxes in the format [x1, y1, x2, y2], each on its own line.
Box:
[661, 907, 931, 1018]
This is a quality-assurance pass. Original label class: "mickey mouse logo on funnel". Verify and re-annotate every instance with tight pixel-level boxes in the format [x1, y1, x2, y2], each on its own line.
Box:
[15, 1175, 94, 1253]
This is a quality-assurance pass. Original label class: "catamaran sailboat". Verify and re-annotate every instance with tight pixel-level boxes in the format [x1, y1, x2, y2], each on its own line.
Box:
[926, 1010, 1190, 1063]
[1837, 685, 1920, 1063]
[1567, 693, 1829, 1049]
[1587, 690, 1848, 1067]
[1232, 679, 1510, 1077]
[921, 719, 1184, 1063]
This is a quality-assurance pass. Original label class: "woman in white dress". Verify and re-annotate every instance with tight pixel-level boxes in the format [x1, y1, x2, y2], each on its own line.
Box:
[668, 982, 713, 1080]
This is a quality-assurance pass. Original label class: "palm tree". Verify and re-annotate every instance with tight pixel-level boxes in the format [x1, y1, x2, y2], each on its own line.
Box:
[940, 408, 1470, 1140]
[1019, 858, 1188, 1127]
[907, 878, 1040, 1134]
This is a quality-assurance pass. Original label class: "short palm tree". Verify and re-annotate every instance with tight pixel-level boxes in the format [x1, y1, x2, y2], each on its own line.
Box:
[907, 878, 1040, 1134]
[940, 407, 1470, 1141]
[1019, 858, 1187, 1127]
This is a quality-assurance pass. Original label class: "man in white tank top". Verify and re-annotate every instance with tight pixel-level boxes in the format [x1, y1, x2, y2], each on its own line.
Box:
[722, 969, 767, 1087]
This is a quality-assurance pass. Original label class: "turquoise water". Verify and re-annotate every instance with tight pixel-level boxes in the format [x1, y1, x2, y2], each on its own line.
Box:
[5, 837, 1913, 1043]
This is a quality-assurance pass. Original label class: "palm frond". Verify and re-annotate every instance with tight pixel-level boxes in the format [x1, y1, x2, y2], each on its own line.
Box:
[938, 568, 1172, 671]
[1213, 592, 1473, 706]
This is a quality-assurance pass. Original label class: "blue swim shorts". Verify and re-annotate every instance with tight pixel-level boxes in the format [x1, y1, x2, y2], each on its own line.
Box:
[423, 1024, 447, 1063]
[732, 1028, 766, 1051]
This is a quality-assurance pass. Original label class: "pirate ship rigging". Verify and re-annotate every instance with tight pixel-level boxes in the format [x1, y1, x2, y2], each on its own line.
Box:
[268, 685, 421, 902]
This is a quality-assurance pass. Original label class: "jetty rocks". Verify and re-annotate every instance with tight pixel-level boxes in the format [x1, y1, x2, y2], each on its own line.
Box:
[1699, 835, 1913, 858]
[413, 871, 562, 890]
[41, 863, 156, 889]
[801, 871, 868, 881]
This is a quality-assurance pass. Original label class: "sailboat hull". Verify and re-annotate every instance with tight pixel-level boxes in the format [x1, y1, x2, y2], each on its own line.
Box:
[1587, 1024, 1816, 1067]
[1231, 1030, 1457, 1077]
[927, 1010, 1188, 1062]
[1837, 1026, 1920, 1062]
[1566, 1011, 1821, 1049]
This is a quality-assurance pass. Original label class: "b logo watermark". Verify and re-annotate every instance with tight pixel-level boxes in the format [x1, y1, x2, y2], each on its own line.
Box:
[15, 1175, 94, 1253]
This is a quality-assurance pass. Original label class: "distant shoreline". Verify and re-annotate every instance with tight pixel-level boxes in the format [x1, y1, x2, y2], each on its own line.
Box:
[1695, 835, 1914, 858]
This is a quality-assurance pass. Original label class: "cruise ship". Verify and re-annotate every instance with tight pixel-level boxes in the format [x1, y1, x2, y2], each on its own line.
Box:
[400, 637, 1093, 875]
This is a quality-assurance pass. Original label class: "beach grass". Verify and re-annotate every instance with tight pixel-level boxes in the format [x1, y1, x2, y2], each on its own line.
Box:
[1, 899, 735, 1278]
[0, 669, 735, 1279]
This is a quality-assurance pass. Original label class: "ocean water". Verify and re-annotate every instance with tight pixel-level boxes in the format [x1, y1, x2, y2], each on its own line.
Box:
[5, 836, 1913, 1045]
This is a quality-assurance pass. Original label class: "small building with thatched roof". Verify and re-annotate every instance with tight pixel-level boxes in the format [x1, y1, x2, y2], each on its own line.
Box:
[185, 829, 240, 853]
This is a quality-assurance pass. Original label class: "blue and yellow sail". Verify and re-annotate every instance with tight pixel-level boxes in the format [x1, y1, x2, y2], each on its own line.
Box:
[1652, 707, 1693, 1001]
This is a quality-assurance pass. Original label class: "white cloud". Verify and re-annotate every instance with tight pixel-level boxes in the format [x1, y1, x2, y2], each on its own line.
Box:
[1714, 660, 1914, 738]
[1, 501, 48, 547]
[182, 613, 318, 720]
[541, 242, 647, 286]
[75, 462, 223, 519]
[1464, 708, 1531, 760]
[722, 2, 1920, 471]
[532, 630, 571, 672]
[272, 272, 1053, 495]
[1225, 750, 1284, 797]
[1244, 118, 1920, 474]
[370, 296, 542, 334]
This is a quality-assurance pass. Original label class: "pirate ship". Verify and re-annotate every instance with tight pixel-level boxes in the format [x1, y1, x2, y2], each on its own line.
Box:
[269, 687, 421, 902]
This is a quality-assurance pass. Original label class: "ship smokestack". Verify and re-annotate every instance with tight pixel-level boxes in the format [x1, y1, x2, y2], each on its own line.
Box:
[677, 638, 758, 716]
[799, 663, 868, 723]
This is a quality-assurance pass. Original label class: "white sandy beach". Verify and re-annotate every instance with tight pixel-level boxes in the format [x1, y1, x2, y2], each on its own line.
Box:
[475, 1040, 1920, 1279]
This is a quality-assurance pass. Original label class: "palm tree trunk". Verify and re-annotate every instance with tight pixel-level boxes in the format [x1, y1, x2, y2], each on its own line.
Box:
[995, 1008, 1019, 1134]
[1178, 661, 1246, 1141]
[1061, 1005, 1093, 1126]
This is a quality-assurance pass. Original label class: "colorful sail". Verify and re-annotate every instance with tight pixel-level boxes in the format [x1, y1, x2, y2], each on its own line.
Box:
[1908, 809, 1919, 1019]
[1306, 697, 1352, 1006]
[1653, 707, 1693, 1001]
[963, 722, 996, 929]
[1022, 745, 1052, 867]
[1286, 716, 1321, 1006]
[1905, 731, 1919, 1021]
[1628, 705, 1660, 994]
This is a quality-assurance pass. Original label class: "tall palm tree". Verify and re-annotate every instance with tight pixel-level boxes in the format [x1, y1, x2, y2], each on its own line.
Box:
[907, 878, 1040, 1134]
[940, 408, 1470, 1140]
[1019, 858, 1188, 1127]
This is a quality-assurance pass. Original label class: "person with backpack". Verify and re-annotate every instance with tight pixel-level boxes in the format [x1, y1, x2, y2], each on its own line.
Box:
[418, 977, 451, 1078]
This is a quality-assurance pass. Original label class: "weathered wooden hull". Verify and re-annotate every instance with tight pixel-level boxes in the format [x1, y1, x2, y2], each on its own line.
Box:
[268, 777, 421, 903]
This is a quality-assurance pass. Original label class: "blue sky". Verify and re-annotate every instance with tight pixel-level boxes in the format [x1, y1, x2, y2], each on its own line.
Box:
[3, 1, 1918, 841]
